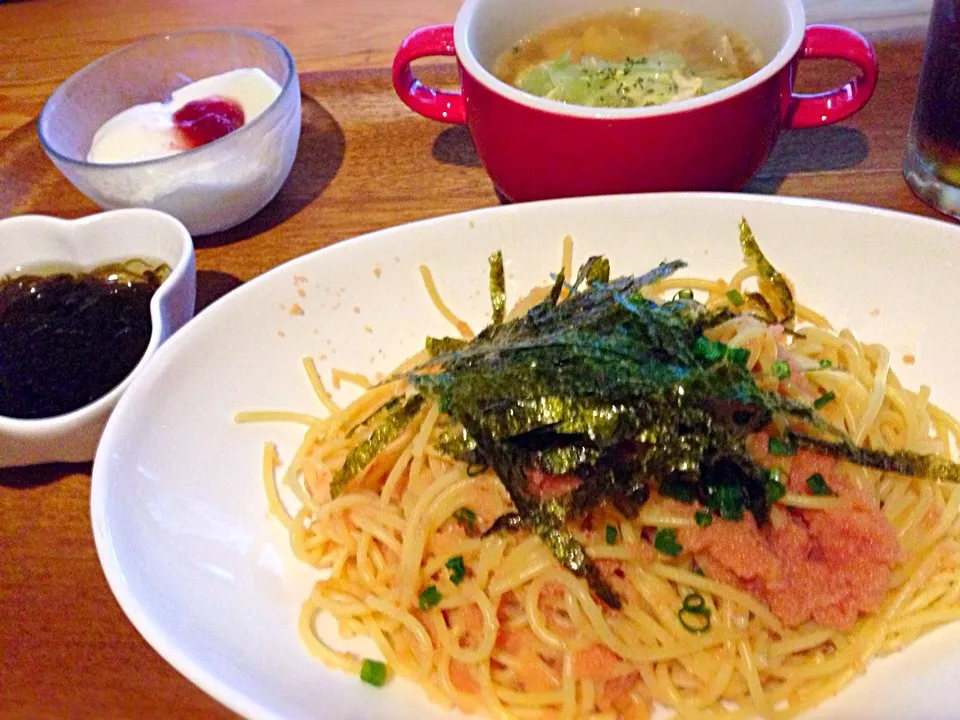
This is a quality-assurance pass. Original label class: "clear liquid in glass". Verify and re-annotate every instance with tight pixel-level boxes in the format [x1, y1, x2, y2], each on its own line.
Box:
[904, 0, 960, 219]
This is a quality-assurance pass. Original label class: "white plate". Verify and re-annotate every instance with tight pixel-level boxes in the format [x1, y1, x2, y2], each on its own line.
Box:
[91, 193, 960, 720]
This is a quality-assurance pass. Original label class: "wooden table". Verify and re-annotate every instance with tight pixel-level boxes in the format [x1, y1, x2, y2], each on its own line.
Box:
[0, 2, 947, 717]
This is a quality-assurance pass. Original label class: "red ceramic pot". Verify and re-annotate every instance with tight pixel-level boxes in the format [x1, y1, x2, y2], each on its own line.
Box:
[392, 0, 877, 202]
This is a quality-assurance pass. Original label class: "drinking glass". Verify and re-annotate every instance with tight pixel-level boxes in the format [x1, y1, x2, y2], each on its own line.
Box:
[904, 0, 960, 219]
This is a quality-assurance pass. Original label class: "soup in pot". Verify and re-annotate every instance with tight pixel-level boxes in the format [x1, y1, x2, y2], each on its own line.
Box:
[494, 9, 764, 108]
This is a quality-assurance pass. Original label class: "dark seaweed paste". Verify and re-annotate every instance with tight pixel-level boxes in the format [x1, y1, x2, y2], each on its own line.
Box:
[0, 259, 169, 419]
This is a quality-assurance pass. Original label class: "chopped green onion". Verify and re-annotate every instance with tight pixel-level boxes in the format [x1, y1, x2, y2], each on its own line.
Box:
[806, 472, 835, 496]
[695, 509, 713, 528]
[605, 525, 618, 545]
[768, 436, 796, 457]
[360, 658, 388, 687]
[418, 585, 442, 611]
[659, 477, 697, 504]
[715, 484, 745, 520]
[725, 289, 745, 306]
[445, 556, 465, 585]
[764, 472, 786, 503]
[694, 336, 727, 364]
[813, 391, 836, 410]
[772, 360, 791, 379]
[818, 358, 833, 369]
[678, 592, 711, 633]
[727, 347, 750, 366]
[675, 288, 694, 300]
[653, 528, 683, 556]
[452, 507, 476, 533]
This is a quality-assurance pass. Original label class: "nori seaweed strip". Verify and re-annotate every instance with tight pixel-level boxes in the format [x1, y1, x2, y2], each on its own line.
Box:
[786, 430, 960, 483]
[739, 218, 795, 323]
[489, 251, 506, 325]
[548, 269, 566, 306]
[571, 256, 611, 292]
[484, 513, 523, 534]
[345, 397, 401, 439]
[426, 336, 467, 356]
[330, 395, 425, 498]
[744, 292, 778, 324]
[464, 413, 621, 608]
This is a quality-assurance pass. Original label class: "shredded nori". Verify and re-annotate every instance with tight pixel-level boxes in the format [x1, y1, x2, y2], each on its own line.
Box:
[489, 251, 506, 325]
[330, 394, 425, 498]
[426, 336, 467, 356]
[738, 218, 795, 323]
[339, 219, 960, 608]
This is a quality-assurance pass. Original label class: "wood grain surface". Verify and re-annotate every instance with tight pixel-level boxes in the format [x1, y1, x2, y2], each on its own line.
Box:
[0, 1, 950, 718]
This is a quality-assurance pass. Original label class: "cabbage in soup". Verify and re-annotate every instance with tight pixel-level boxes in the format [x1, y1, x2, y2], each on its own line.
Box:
[494, 9, 764, 108]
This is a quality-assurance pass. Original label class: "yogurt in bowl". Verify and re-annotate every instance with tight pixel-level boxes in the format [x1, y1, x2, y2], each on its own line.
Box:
[0, 209, 195, 467]
[87, 68, 283, 164]
[37, 28, 301, 236]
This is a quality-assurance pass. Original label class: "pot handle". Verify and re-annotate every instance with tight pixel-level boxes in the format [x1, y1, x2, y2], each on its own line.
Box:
[392, 25, 467, 124]
[787, 25, 878, 129]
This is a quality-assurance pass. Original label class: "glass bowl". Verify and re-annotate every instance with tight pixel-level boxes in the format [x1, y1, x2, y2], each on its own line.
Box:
[37, 28, 301, 236]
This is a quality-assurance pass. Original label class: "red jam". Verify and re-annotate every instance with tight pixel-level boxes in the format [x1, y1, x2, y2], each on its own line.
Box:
[172, 96, 245, 149]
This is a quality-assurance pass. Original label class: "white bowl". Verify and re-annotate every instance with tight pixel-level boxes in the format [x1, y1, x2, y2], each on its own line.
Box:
[0, 209, 195, 467]
[91, 193, 960, 720]
[36, 28, 301, 236]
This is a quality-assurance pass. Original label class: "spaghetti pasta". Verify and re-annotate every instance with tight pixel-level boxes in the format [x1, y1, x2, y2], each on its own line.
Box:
[240, 233, 960, 719]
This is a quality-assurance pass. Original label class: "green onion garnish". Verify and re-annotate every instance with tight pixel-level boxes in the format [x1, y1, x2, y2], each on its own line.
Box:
[675, 288, 694, 300]
[605, 525, 617, 545]
[452, 507, 476, 533]
[727, 347, 750, 366]
[695, 509, 713, 528]
[764, 470, 787, 503]
[768, 436, 796, 457]
[678, 592, 711, 633]
[694, 336, 727, 364]
[818, 358, 833, 369]
[653, 528, 683, 556]
[715, 484, 745, 520]
[813, 391, 836, 410]
[726, 289, 745, 306]
[772, 360, 791, 379]
[360, 658, 388, 687]
[806, 472, 835, 496]
[445, 556, 465, 585]
[418, 585, 442, 610]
